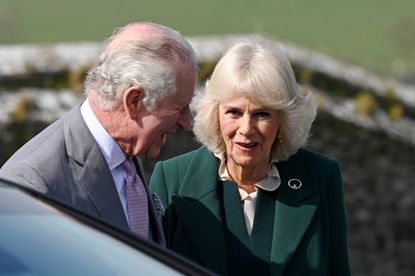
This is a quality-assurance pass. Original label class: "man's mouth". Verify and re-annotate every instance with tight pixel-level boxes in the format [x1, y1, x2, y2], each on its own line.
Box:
[162, 134, 167, 144]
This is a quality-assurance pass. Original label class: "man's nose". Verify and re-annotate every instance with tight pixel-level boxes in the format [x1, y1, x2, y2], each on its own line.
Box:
[178, 106, 192, 131]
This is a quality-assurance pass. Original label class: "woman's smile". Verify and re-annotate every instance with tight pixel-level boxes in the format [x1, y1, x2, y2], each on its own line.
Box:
[235, 141, 258, 152]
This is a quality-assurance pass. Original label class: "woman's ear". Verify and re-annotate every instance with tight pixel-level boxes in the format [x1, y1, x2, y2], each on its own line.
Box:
[123, 86, 145, 120]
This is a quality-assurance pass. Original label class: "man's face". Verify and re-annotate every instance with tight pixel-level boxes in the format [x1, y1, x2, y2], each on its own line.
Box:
[128, 68, 196, 158]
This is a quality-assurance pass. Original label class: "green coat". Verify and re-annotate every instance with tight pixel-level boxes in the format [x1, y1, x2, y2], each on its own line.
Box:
[150, 147, 351, 276]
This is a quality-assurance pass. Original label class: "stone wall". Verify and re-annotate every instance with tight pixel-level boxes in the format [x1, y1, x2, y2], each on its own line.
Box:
[312, 112, 415, 276]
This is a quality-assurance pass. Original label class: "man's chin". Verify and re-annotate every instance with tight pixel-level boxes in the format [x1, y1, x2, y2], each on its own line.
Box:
[142, 136, 167, 158]
[144, 145, 163, 159]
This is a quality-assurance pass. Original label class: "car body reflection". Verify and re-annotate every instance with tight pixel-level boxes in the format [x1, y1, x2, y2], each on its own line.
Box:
[0, 178, 214, 275]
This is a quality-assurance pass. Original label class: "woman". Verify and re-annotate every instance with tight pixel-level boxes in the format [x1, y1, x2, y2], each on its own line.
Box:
[150, 39, 351, 276]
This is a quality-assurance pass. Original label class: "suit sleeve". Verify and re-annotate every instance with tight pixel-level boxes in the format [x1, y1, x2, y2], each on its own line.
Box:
[327, 162, 352, 276]
[0, 163, 49, 193]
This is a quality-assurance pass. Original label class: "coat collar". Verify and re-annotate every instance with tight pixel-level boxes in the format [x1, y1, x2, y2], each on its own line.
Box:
[63, 104, 129, 231]
[173, 147, 319, 275]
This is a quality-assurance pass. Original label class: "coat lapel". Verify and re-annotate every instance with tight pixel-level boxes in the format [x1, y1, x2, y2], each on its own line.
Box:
[169, 147, 320, 275]
[63, 105, 129, 231]
[172, 149, 228, 275]
[271, 151, 320, 275]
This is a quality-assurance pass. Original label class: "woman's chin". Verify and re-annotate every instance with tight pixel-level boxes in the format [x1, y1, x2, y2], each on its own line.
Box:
[230, 157, 264, 169]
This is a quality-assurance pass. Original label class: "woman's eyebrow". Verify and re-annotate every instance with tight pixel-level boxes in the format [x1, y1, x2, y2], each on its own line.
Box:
[222, 105, 241, 110]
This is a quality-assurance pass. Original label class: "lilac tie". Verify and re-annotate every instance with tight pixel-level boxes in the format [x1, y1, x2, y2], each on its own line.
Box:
[123, 158, 149, 238]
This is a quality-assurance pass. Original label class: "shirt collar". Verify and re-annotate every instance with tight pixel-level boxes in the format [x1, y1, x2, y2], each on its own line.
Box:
[238, 187, 258, 201]
[214, 152, 281, 192]
[80, 99, 125, 170]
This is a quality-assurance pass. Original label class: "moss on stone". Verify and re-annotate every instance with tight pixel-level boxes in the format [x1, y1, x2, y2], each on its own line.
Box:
[355, 92, 378, 116]
[11, 97, 35, 124]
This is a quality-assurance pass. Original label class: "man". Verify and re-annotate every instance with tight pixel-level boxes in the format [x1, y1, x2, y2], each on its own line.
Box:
[0, 22, 197, 246]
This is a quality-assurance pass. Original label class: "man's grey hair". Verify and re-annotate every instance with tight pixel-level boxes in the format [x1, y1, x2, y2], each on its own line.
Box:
[85, 22, 197, 111]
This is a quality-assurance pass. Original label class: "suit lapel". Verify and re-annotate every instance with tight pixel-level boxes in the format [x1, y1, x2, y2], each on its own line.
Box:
[271, 151, 320, 275]
[172, 148, 228, 275]
[63, 105, 128, 231]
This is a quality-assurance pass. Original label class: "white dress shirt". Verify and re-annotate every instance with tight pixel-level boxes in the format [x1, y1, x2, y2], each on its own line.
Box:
[80, 99, 132, 221]
[215, 152, 281, 235]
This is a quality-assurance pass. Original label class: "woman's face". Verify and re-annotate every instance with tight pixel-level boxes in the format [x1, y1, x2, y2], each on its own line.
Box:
[218, 93, 281, 172]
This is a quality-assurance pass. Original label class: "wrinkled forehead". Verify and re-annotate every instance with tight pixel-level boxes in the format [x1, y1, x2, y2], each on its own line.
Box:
[214, 84, 288, 113]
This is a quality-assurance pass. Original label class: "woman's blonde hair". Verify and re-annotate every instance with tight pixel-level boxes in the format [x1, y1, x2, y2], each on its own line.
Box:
[193, 38, 317, 161]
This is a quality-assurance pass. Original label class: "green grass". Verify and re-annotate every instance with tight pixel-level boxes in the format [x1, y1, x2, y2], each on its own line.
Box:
[0, 0, 414, 77]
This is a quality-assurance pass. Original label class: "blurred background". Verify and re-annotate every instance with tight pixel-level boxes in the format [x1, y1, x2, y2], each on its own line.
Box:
[1, 0, 415, 79]
[1, 0, 414, 275]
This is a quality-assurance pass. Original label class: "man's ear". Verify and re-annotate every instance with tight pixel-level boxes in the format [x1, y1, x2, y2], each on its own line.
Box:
[123, 86, 145, 120]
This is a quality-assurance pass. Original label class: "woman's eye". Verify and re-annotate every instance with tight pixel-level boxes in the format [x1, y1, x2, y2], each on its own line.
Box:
[225, 109, 242, 116]
[255, 111, 271, 119]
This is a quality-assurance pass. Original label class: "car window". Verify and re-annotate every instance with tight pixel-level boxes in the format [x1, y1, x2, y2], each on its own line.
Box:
[0, 185, 182, 275]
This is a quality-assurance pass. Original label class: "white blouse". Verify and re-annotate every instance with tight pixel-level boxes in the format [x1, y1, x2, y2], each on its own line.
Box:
[215, 153, 281, 235]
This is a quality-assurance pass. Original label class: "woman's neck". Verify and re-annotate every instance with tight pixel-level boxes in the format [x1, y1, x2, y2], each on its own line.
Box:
[226, 162, 268, 193]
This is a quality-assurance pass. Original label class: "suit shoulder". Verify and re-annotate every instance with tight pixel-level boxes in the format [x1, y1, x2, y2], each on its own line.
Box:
[2, 118, 65, 167]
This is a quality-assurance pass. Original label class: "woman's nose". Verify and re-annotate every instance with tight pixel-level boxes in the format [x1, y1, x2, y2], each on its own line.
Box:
[238, 115, 253, 136]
